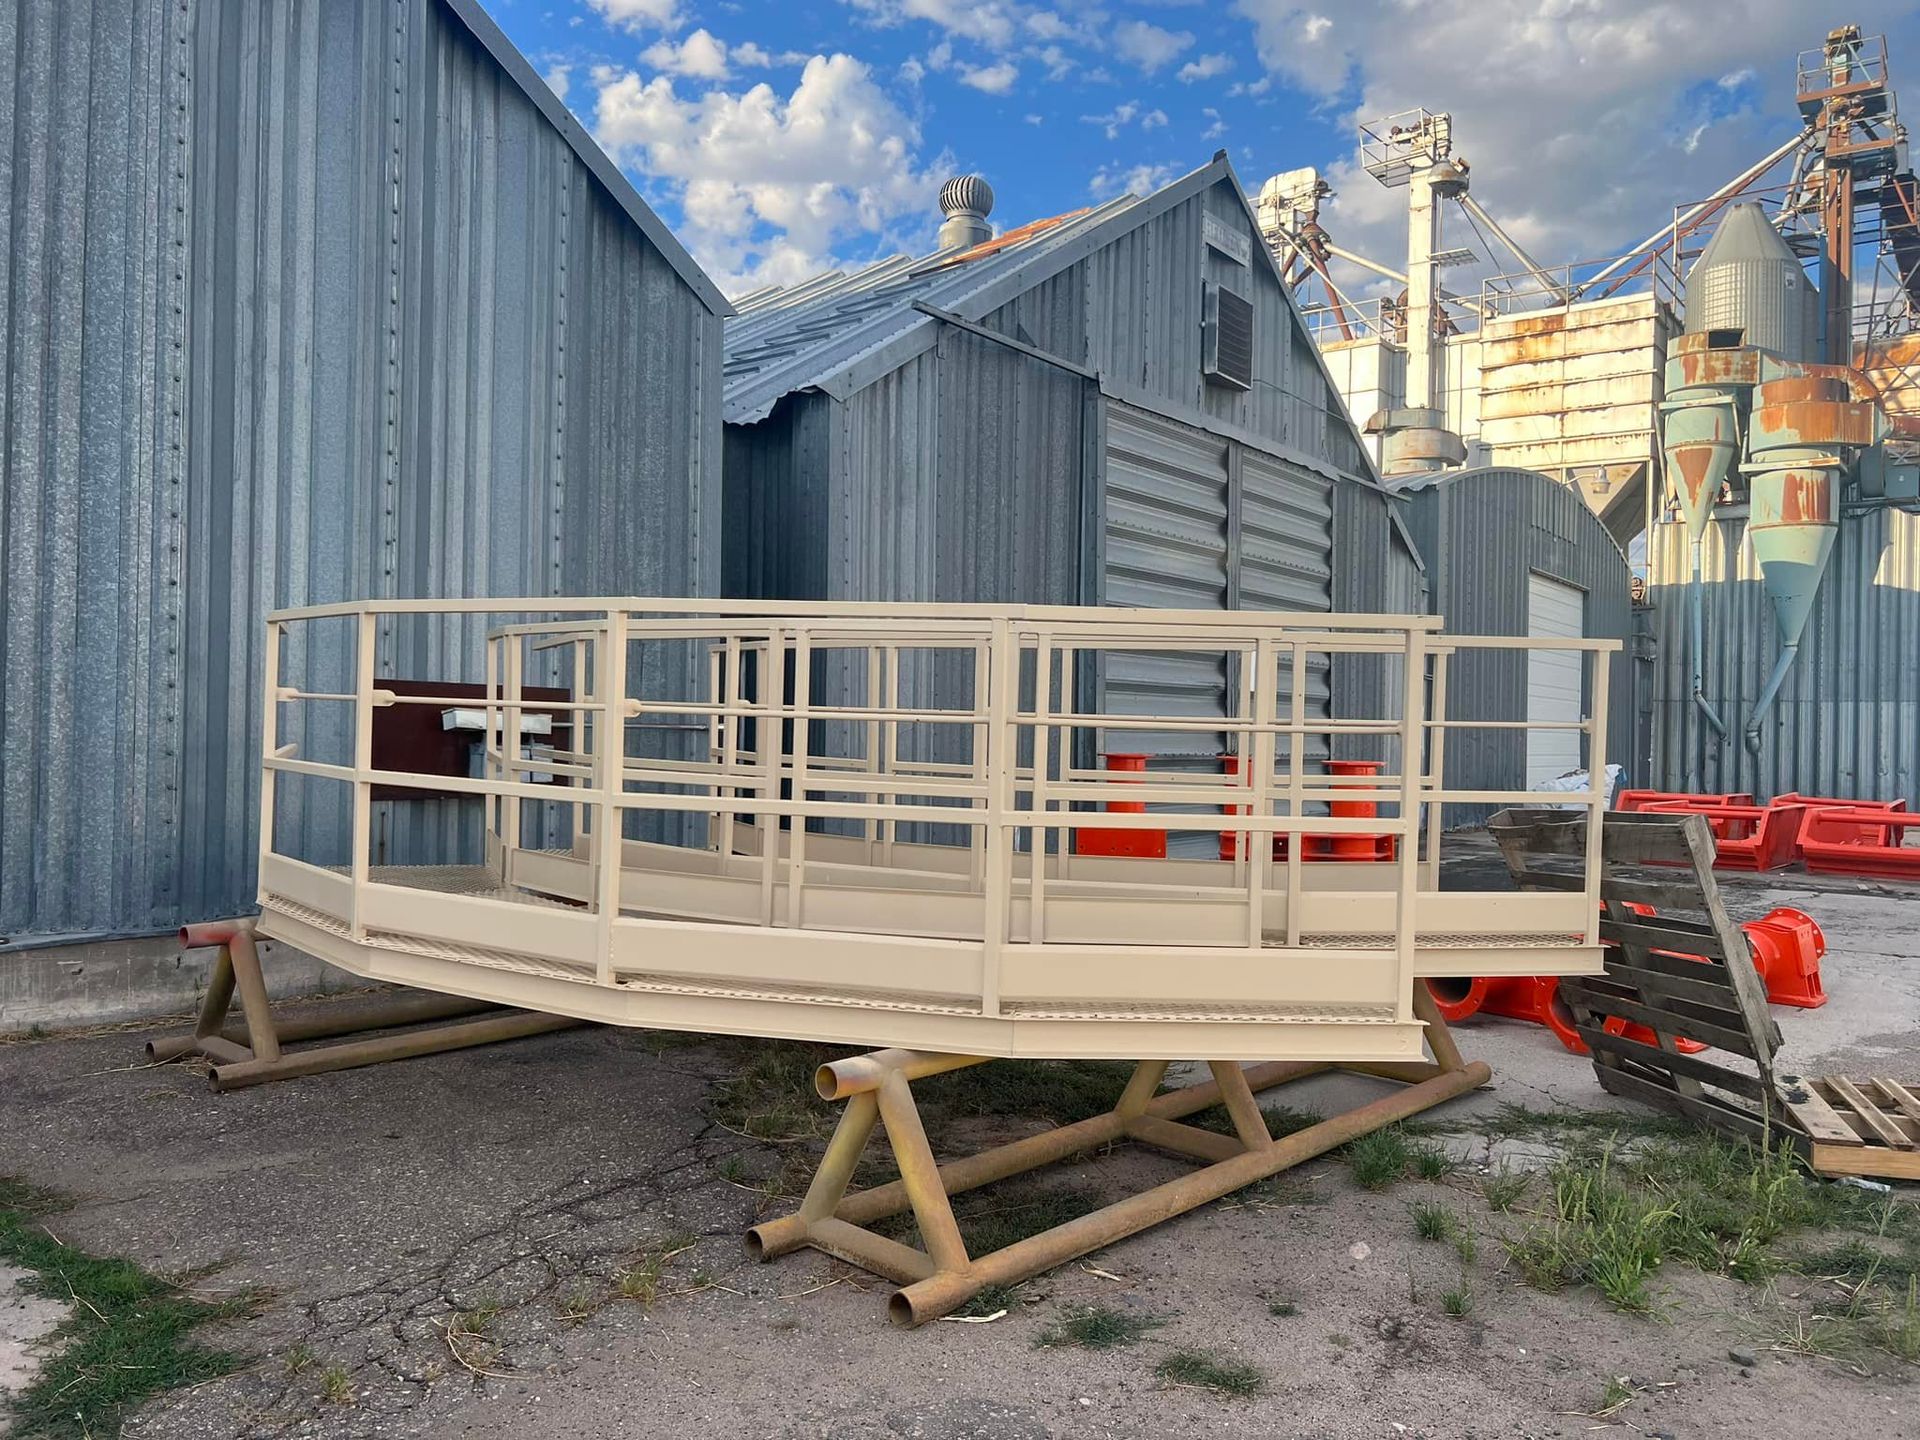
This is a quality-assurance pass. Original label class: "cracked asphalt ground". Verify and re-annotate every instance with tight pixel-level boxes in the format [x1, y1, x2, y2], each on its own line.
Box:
[3, 857, 1918, 1438]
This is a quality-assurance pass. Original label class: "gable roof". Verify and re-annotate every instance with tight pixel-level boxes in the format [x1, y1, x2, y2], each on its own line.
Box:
[724, 154, 1310, 425]
[720, 156, 1382, 491]
[441, 0, 732, 317]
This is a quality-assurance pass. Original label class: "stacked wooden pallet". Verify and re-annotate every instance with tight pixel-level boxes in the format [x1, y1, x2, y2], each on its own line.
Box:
[1492, 808, 1920, 1182]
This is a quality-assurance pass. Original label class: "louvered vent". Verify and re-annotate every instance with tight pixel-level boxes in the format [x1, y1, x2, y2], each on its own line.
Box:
[1203, 282, 1253, 391]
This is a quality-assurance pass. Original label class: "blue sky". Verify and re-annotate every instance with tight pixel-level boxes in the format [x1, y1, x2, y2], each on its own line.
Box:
[480, 1, 1920, 297]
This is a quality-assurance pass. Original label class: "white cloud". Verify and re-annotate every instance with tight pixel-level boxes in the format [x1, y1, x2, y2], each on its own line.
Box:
[1202, 106, 1226, 141]
[735, 41, 810, 68]
[544, 64, 571, 102]
[1231, 0, 1897, 286]
[1177, 52, 1233, 83]
[1718, 67, 1756, 88]
[1090, 161, 1177, 200]
[593, 54, 946, 292]
[958, 60, 1020, 94]
[1024, 112, 1045, 125]
[1112, 19, 1193, 72]
[1081, 101, 1140, 140]
[846, 0, 1021, 49]
[641, 28, 731, 79]
[587, 0, 682, 33]
[1141, 108, 1168, 130]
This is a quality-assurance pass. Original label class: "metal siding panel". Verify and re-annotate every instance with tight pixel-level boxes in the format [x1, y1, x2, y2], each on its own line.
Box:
[1648, 503, 1920, 802]
[1, 0, 721, 945]
[1329, 482, 1425, 765]
[1399, 467, 1635, 826]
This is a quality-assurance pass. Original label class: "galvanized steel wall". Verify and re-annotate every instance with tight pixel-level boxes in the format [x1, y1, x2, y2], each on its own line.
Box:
[1648, 504, 1920, 802]
[1330, 484, 1427, 765]
[983, 177, 1364, 477]
[1400, 467, 1635, 827]
[1, 0, 723, 945]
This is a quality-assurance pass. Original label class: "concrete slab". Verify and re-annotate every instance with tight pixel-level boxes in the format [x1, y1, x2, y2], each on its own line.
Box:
[0, 850, 1915, 1439]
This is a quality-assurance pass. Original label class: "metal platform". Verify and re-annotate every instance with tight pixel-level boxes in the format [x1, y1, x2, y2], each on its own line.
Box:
[254, 599, 1616, 1062]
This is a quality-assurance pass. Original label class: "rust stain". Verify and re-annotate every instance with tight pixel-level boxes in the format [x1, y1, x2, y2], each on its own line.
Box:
[1669, 445, 1722, 505]
[1671, 349, 1760, 386]
[1751, 400, 1876, 448]
[1776, 470, 1836, 525]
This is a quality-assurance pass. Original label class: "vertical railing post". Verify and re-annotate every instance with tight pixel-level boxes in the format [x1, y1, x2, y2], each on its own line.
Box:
[1394, 624, 1428, 1023]
[1424, 649, 1450, 892]
[1246, 636, 1278, 949]
[786, 627, 812, 929]
[594, 609, 629, 985]
[258, 620, 282, 899]
[1029, 633, 1054, 947]
[718, 631, 741, 865]
[1284, 641, 1306, 948]
[503, 628, 525, 860]
[349, 609, 376, 941]
[980, 618, 1016, 1017]
[1582, 645, 1611, 946]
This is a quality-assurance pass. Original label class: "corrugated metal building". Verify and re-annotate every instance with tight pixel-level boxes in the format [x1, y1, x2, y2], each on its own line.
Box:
[1396, 467, 1636, 827]
[721, 155, 1391, 849]
[0, 0, 728, 950]
[1648, 504, 1920, 803]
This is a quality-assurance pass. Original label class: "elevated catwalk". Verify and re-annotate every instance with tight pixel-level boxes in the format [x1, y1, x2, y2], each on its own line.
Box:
[253, 599, 1615, 1063]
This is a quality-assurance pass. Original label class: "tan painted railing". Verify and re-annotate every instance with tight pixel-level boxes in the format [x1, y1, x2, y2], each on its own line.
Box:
[255, 598, 1614, 1061]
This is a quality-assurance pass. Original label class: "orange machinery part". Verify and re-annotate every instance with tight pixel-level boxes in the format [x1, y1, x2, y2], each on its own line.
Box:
[1218, 756, 1396, 862]
[1423, 974, 1703, 1057]
[1075, 752, 1167, 859]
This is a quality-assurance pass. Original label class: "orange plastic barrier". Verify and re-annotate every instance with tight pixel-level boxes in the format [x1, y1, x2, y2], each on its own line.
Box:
[1076, 753, 1166, 859]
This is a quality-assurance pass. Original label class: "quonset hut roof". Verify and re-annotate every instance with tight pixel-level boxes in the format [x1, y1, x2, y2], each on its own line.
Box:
[722, 153, 1371, 478]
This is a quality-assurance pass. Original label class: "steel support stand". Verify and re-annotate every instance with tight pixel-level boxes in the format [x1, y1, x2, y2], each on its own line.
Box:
[148, 919, 583, 1090]
[749, 984, 1489, 1326]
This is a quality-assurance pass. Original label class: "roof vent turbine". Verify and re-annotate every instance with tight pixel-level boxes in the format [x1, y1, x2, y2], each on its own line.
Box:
[937, 175, 994, 251]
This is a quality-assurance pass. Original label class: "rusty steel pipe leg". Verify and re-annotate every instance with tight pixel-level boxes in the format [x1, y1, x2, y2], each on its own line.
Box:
[1206, 1060, 1274, 1151]
[193, 946, 239, 1043]
[225, 924, 282, 1065]
[816, 1048, 994, 1101]
[750, 1091, 880, 1264]
[886, 1059, 1492, 1327]
[876, 1070, 970, 1275]
[208, 1012, 581, 1091]
[1113, 1059, 1170, 1119]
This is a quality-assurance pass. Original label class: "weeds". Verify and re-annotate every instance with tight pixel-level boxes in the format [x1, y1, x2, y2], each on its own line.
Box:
[1035, 1305, 1164, 1351]
[1154, 1348, 1266, 1397]
[1345, 1127, 1411, 1191]
[1441, 1285, 1473, 1318]
[615, 1235, 698, 1306]
[1411, 1144, 1457, 1181]
[0, 1178, 252, 1440]
[1481, 1167, 1529, 1212]
[1453, 1229, 1479, 1265]
[1267, 1298, 1298, 1317]
[1411, 1201, 1455, 1242]
[283, 1343, 316, 1375]
[319, 1366, 354, 1406]
[954, 1284, 1020, 1319]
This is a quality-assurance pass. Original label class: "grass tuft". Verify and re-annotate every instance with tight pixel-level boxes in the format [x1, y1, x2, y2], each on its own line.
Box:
[1035, 1304, 1164, 1351]
[319, 1366, 354, 1406]
[1481, 1167, 1530, 1212]
[1267, 1298, 1298, 1317]
[1154, 1348, 1266, 1397]
[1345, 1126, 1411, 1192]
[1411, 1200, 1455, 1242]
[1410, 1143, 1457, 1181]
[1441, 1284, 1473, 1318]
[0, 1179, 253, 1440]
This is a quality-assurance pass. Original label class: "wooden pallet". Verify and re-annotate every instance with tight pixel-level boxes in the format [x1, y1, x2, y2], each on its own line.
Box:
[1780, 1075, 1920, 1180]
[1488, 809, 1790, 1148]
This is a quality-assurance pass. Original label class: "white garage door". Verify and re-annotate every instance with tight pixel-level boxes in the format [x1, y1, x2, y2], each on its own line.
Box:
[1526, 574, 1586, 788]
